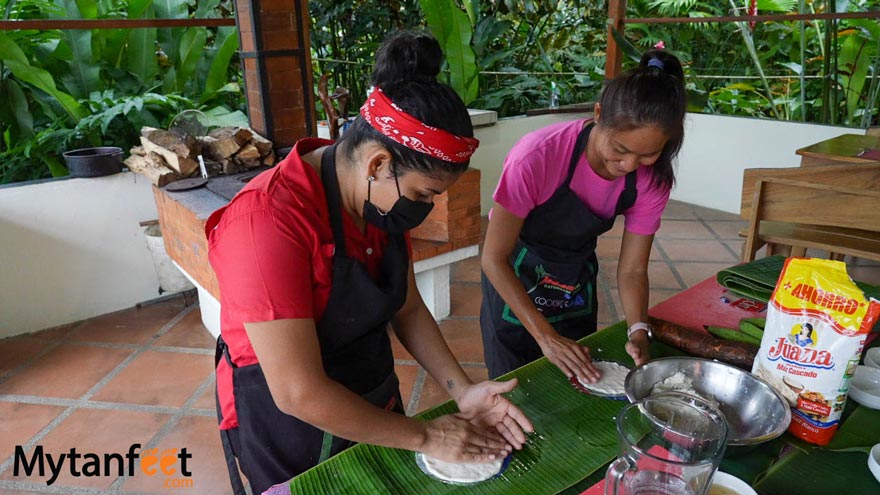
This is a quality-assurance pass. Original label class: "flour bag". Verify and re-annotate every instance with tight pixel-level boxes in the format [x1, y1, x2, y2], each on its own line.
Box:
[752, 258, 880, 446]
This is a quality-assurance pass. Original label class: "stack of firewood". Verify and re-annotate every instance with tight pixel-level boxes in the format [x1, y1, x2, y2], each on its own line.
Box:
[125, 126, 275, 186]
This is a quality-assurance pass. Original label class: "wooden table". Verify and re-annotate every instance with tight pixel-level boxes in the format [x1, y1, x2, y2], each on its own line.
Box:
[796, 133, 880, 166]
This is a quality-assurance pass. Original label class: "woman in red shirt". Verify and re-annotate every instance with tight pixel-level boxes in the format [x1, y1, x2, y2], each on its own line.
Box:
[207, 32, 533, 494]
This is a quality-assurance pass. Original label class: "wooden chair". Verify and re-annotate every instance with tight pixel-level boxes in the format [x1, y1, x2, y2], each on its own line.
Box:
[741, 171, 880, 262]
[317, 73, 351, 139]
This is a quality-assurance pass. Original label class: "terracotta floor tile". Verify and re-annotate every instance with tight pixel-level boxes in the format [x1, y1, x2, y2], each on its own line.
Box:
[26, 322, 77, 341]
[416, 366, 489, 413]
[120, 415, 231, 495]
[597, 289, 621, 323]
[2, 408, 169, 489]
[703, 220, 749, 241]
[596, 236, 622, 260]
[66, 299, 187, 345]
[191, 378, 217, 412]
[394, 364, 419, 410]
[648, 261, 683, 290]
[661, 200, 699, 220]
[0, 337, 49, 377]
[725, 240, 745, 260]
[452, 255, 482, 283]
[649, 289, 679, 308]
[674, 262, 735, 288]
[437, 318, 485, 363]
[598, 260, 618, 287]
[657, 239, 739, 263]
[606, 217, 625, 237]
[691, 205, 739, 221]
[449, 283, 482, 318]
[656, 220, 715, 239]
[0, 401, 66, 458]
[388, 329, 414, 361]
[0, 345, 132, 398]
[153, 311, 216, 349]
[91, 351, 214, 408]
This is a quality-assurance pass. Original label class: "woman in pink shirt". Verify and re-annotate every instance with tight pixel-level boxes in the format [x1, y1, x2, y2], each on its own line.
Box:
[481, 50, 687, 381]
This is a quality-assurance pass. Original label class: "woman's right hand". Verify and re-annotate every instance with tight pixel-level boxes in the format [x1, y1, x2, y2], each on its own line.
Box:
[419, 414, 512, 463]
[536, 331, 601, 382]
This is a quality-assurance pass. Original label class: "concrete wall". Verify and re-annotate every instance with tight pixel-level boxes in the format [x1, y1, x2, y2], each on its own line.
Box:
[0, 172, 161, 338]
[471, 112, 850, 216]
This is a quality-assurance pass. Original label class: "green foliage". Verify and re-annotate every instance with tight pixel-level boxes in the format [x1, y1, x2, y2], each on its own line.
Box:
[626, 0, 880, 126]
[0, 0, 243, 184]
[420, 0, 479, 104]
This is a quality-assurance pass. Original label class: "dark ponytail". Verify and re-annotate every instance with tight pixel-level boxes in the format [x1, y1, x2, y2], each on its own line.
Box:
[338, 31, 473, 179]
[597, 49, 686, 190]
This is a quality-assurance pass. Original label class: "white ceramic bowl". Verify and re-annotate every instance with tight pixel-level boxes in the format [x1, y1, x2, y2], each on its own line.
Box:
[869, 444, 880, 484]
[849, 365, 880, 410]
[710, 471, 758, 495]
[864, 347, 880, 369]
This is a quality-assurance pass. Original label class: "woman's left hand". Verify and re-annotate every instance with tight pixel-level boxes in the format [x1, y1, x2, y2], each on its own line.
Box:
[456, 379, 534, 450]
[625, 330, 650, 366]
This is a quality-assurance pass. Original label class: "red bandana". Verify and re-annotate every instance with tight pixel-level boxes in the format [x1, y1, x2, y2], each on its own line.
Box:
[359, 87, 480, 163]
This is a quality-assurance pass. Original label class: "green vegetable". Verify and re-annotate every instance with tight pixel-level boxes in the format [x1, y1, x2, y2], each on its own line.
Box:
[739, 317, 766, 341]
[705, 325, 762, 345]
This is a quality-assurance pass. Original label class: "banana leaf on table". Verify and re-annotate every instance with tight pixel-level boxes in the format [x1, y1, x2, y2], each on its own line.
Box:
[716, 255, 880, 303]
[275, 323, 639, 495]
[752, 406, 880, 494]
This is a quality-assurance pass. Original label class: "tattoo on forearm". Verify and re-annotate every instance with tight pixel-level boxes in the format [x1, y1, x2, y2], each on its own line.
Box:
[446, 380, 454, 391]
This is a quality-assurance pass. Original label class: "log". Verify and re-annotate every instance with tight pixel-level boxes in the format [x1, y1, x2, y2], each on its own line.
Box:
[648, 316, 758, 369]
[199, 135, 241, 161]
[248, 129, 274, 156]
[124, 153, 180, 187]
[139, 126, 199, 177]
[235, 144, 261, 167]
[208, 127, 252, 146]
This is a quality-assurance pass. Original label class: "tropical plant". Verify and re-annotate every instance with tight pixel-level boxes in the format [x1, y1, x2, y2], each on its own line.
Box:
[0, 0, 244, 184]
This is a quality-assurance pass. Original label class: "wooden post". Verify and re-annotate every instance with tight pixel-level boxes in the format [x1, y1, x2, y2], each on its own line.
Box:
[233, 0, 316, 148]
[605, 0, 627, 80]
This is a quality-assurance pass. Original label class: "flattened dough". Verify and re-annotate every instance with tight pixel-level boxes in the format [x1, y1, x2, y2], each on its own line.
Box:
[421, 455, 504, 483]
[577, 361, 629, 396]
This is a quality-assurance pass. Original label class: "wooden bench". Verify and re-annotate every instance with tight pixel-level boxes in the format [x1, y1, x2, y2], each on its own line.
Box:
[740, 170, 880, 262]
[153, 168, 482, 337]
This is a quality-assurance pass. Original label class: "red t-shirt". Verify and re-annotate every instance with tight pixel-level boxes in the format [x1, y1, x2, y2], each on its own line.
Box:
[207, 138, 410, 429]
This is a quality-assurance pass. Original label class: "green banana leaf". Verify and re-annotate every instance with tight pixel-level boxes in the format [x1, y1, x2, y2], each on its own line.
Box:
[203, 27, 240, 100]
[280, 322, 638, 494]
[420, 0, 479, 105]
[0, 32, 85, 122]
[716, 255, 880, 304]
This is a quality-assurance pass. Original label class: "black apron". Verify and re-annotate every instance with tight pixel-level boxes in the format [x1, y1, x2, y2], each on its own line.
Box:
[480, 123, 637, 379]
[215, 144, 409, 495]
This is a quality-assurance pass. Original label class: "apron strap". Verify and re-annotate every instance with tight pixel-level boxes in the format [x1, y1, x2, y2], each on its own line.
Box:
[215, 336, 247, 495]
[615, 171, 638, 215]
[320, 144, 348, 256]
[562, 121, 594, 187]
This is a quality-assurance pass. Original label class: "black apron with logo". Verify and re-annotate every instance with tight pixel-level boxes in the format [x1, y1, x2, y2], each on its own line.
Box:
[215, 144, 409, 495]
[480, 123, 637, 379]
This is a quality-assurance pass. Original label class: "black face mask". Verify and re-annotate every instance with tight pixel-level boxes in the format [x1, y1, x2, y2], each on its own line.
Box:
[363, 168, 434, 233]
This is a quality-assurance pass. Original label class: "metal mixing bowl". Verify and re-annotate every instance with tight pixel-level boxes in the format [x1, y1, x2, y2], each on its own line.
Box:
[624, 357, 791, 446]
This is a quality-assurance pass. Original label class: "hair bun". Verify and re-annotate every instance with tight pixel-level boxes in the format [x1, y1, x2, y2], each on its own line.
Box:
[639, 49, 684, 81]
[372, 32, 443, 87]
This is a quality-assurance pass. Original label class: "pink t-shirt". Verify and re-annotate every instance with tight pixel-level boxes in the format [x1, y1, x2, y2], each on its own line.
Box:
[493, 119, 671, 236]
